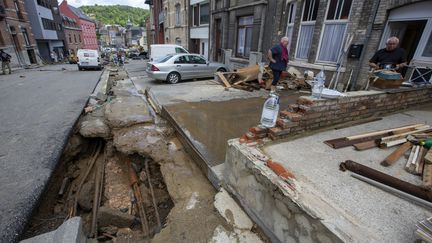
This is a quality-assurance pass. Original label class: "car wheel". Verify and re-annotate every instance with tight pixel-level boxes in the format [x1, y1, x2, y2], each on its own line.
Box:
[217, 68, 227, 73]
[166, 72, 181, 84]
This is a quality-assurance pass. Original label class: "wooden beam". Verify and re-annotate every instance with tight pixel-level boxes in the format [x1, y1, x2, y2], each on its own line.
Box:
[381, 142, 413, 167]
[353, 140, 378, 151]
[346, 123, 425, 141]
[216, 72, 231, 88]
[381, 126, 432, 143]
[425, 149, 432, 164]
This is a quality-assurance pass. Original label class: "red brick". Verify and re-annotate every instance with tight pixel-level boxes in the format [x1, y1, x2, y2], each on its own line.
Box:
[277, 118, 299, 129]
[287, 104, 299, 112]
[297, 97, 314, 106]
[249, 126, 268, 135]
[280, 111, 303, 122]
[266, 160, 296, 180]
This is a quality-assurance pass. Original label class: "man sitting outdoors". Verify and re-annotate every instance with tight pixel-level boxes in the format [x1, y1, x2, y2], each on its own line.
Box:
[369, 36, 407, 72]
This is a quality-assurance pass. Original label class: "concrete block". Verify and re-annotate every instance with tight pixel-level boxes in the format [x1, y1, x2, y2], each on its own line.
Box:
[214, 188, 253, 230]
[20, 217, 86, 243]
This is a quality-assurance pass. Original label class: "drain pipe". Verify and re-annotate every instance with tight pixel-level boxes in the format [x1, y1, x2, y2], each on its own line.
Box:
[257, 3, 266, 53]
[350, 0, 381, 90]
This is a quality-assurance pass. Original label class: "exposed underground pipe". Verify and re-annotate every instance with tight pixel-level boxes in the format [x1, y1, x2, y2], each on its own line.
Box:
[71, 142, 102, 217]
[340, 160, 432, 202]
[145, 158, 162, 232]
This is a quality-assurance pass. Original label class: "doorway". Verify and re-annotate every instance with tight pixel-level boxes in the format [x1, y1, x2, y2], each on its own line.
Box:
[386, 20, 427, 63]
[214, 18, 222, 62]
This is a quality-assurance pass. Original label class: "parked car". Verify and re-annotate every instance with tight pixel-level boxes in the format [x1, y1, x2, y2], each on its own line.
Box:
[146, 53, 229, 84]
[77, 49, 102, 71]
[131, 51, 148, 60]
[149, 44, 188, 62]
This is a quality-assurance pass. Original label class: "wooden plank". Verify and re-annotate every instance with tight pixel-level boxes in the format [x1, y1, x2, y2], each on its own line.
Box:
[381, 138, 408, 148]
[324, 134, 384, 149]
[346, 123, 425, 140]
[406, 145, 420, 174]
[381, 142, 413, 167]
[425, 149, 432, 164]
[216, 72, 231, 88]
[381, 126, 432, 143]
[423, 164, 432, 190]
[353, 140, 378, 151]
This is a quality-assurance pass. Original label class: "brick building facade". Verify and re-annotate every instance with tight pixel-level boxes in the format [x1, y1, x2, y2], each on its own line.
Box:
[61, 14, 82, 56]
[59, 0, 98, 50]
[0, 0, 39, 68]
[211, 0, 432, 90]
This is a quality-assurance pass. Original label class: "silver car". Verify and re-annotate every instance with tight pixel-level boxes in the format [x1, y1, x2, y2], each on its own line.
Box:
[146, 53, 229, 84]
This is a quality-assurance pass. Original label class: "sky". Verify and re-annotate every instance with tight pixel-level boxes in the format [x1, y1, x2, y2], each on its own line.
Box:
[68, 0, 149, 9]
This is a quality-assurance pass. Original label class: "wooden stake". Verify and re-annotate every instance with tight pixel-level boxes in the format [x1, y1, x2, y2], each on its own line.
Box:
[346, 124, 425, 141]
[216, 72, 231, 88]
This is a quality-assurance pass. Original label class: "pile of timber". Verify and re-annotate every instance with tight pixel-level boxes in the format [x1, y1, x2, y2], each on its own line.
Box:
[326, 123, 432, 189]
[416, 217, 432, 242]
[216, 65, 309, 92]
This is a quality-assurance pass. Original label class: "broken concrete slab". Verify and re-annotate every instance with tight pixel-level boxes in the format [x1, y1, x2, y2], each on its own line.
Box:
[214, 188, 253, 230]
[79, 117, 110, 139]
[97, 206, 135, 228]
[112, 124, 169, 163]
[104, 96, 153, 128]
[20, 217, 85, 243]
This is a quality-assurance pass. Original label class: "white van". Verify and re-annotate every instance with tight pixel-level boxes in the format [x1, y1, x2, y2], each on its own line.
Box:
[77, 49, 102, 71]
[149, 44, 188, 62]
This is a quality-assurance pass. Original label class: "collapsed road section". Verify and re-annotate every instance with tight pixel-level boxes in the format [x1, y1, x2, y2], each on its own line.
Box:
[20, 67, 267, 243]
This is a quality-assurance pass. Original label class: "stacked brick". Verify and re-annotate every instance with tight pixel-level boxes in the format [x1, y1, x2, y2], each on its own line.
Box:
[239, 126, 268, 145]
[264, 88, 432, 141]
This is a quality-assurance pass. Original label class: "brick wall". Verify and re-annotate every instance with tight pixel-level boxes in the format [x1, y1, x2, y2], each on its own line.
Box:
[243, 87, 432, 142]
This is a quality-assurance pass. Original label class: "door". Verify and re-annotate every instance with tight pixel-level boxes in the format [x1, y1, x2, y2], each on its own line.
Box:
[215, 19, 222, 61]
[173, 55, 193, 79]
[189, 55, 210, 78]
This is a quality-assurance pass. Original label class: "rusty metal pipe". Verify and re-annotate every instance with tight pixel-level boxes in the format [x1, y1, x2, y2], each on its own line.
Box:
[145, 159, 162, 231]
[340, 160, 432, 202]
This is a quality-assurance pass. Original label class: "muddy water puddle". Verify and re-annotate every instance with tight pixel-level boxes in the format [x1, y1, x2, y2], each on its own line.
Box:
[164, 92, 301, 166]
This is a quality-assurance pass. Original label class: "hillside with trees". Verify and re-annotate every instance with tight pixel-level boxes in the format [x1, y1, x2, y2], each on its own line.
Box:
[79, 5, 149, 27]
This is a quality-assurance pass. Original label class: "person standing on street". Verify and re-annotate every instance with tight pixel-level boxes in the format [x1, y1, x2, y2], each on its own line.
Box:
[0, 49, 12, 75]
[267, 37, 289, 93]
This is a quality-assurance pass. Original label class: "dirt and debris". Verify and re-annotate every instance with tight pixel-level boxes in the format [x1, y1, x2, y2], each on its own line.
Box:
[21, 67, 268, 242]
[216, 65, 311, 92]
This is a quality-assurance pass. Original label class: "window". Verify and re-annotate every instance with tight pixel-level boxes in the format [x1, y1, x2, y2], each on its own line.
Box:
[193, 5, 199, 26]
[79, 35, 81, 43]
[236, 16, 253, 58]
[285, 2, 297, 51]
[190, 55, 206, 64]
[175, 47, 188, 53]
[74, 34, 77, 43]
[200, 3, 209, 25]
[175, 3, 181, 26]
[422, 31, 432, 57]
[192, 2, 209, 26]
[174, 55, 189, 64]
[296, 0, 319, 59]
[317, 0, 352, 62]
[21, 27, 30, 46]
[69, 34, 72, 43]
[42, 18, 56, 30]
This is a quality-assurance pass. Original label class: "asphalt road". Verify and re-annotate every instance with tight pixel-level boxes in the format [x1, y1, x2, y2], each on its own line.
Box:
[0, 64, 102, 242]
[124, 59, 164, 91]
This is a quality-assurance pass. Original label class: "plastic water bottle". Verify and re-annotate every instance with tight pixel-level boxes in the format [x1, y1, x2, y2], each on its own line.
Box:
[312, 68, 325, 98]
[260, 93, 280, 128]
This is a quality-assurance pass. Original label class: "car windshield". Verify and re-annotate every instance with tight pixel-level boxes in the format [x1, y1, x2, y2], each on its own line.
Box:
[155, 55, 173, 63]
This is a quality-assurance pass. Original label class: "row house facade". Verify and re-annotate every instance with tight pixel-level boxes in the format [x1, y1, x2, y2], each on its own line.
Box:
[61, 14, 82, 55]
[0, 0, 39, 68]
[190, 0, 209, 59]
[163, 0, 188, 50]
[59, 0, 97, 50]
[210, 0, 432, 90]
[24, 0, 65, 62]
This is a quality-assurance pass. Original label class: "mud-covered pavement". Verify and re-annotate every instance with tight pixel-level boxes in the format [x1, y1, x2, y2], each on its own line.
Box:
[21, 66, 266, 242]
